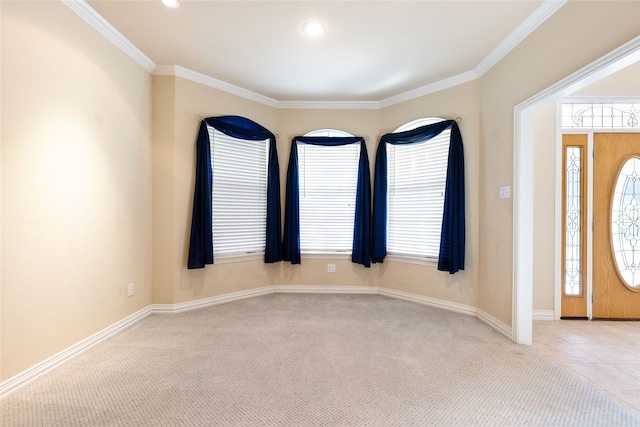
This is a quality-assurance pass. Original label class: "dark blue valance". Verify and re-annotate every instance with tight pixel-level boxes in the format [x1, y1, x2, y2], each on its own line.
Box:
[187, 116, 281, 269]
[372, 120, 465, 274]
[282, 136, 371, 267]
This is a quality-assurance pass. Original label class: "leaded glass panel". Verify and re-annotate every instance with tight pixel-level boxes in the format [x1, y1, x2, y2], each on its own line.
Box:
[562, 103, 639, 129]
[611, 157, 640, 289]
[565, 146, 582, 296]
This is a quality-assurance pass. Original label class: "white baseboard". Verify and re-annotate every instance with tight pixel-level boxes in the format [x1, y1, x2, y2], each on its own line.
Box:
[476, 309, 513, 339]
[378, 287, 477, 317]
[1, 284, 518, 401]
[0, 305, 151, 401]
[276, 285, 378, 294]
[532, 309, 556, 321]
[151, 286, 276, 313]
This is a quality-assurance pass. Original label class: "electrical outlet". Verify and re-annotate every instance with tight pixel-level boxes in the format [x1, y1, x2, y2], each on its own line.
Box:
[127, 283, 134, 297]
[327, 264, 336, 273]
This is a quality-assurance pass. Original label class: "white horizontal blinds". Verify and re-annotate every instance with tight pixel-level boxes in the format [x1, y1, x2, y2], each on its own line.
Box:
[208, 127, 268, 259]
[298, 130, 359, 254]
[387, 118, 449, 259]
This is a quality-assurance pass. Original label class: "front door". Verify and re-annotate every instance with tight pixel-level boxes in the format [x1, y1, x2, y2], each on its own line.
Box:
[593, 133, 640, 319]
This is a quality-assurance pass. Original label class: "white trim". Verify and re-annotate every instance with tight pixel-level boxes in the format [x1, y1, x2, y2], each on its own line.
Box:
[562, 95, 640, 104]
[378, 287, 477, 317]
[475, 0, 567, 76]
[514, 36, 640, 345]
[513, 108, 535, 345]
[533, 310, 556, 321]
[276, 285, 378, 294]
[379, 71, 479, 109]
[61, 0, 155, 72]
[300, 253, 352, 260]
[154, 65, 280, 109]
[151, 286, 276, 313]
[65, 0, 563, 109]
[386, 255, 438, 267]
[515, 37, 640, 109]
[554, 104, 563, 322]
[0, 306, 151, 401]
[476, 309, 513, 339]
[278, 100, 381, 110]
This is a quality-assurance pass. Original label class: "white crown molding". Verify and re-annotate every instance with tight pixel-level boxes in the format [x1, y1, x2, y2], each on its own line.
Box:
[61, 0, 155, 72]
[0, 306, 151, 401]
[475, 0, 568, 77]
[64, 0, 564, 109]
[379, 70, 479, 109]
[153, 65, 280, 109]
[277, 100, 381, 110]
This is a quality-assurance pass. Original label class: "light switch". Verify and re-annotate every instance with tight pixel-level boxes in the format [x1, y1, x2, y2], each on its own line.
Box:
[499, 185, 511, 199]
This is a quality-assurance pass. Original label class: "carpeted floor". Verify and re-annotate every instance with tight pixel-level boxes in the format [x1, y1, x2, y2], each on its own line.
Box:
[2, 293, 639, 426]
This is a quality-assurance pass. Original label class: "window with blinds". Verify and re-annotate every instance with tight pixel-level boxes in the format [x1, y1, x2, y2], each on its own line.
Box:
[387, 118, 449, 260]
[208, 127, 269, 260]
[299, 129, 359, 254]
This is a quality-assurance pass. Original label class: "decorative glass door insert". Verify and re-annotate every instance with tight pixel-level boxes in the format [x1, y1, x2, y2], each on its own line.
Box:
[561, 134, 588, 318]
[611, 156, 640, 290]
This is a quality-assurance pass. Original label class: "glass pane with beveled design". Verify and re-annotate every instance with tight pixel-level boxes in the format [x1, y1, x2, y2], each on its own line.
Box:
[565, 147, 582, 295]
[611, 157, 640, 289]
[561, 103, 640, 129]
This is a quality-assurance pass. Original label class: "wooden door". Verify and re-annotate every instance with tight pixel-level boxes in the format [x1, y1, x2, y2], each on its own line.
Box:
[561, 134, 588, 318]
[593, 133, 640, 319]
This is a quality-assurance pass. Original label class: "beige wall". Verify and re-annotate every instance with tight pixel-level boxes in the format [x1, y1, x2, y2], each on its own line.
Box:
[154, 77, 280, 305]
[3, 0, 639, 386]
[152, 78, 479, 308]
[1, 2, 152, 380]
[532, 62, 640, 312]
[478, 0, 640, 325]
[379, 81, 480, 306]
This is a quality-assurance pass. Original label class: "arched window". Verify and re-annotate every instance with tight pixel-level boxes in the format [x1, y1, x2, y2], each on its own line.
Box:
[188, 116, 281, 268]
[372, 117, 464, 273]
[208, 127, 269, 260]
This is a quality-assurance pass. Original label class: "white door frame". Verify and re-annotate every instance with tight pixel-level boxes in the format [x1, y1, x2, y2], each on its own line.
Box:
[512, 36, 640, 345]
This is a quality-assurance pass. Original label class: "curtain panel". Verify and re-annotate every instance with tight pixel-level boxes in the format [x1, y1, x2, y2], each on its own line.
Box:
[371, 120, 465, 274]
[282, 136, 372, 267]
[187, 116, 282, 269]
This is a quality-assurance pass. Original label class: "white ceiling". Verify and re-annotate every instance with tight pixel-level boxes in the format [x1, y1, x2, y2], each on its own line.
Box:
[85, 0, 559, 103]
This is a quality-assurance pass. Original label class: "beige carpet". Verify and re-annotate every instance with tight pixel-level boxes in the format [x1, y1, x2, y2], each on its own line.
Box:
[2, 293, 639, 426]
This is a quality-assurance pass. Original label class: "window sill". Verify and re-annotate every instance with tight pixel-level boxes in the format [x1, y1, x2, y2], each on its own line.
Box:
[213, 252, 264, 264]
[301, 252, 352, 260]
[386, 254, 438, 267]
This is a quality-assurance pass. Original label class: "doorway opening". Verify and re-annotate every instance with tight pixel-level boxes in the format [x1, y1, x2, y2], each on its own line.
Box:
[513, 36, 640, 344]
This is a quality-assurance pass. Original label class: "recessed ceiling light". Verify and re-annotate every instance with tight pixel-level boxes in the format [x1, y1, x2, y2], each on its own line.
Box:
[302, 21, 325, 37]
[161, 0, 180, 8]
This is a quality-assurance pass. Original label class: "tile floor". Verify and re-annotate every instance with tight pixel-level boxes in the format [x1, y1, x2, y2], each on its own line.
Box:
[532, 320, 640, 418]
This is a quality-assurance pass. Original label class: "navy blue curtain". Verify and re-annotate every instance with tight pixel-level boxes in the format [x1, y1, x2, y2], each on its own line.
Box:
[282, 136, 371, 267]
[187, 116, 281, 269]
[371, 120, 465, 274]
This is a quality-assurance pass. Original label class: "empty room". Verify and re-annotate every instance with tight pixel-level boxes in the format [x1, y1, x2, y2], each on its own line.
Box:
[1, 0, 639, 425]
